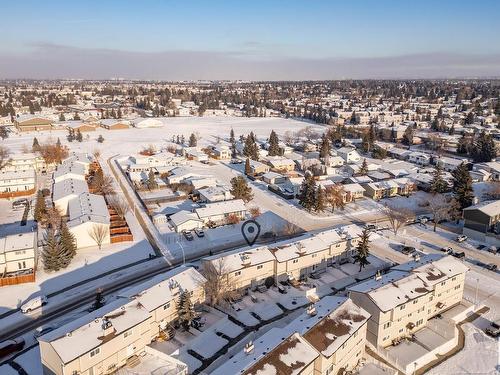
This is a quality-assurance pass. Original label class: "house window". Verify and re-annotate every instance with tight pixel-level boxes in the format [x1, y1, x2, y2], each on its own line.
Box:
[311, 254, 317, 258]
[383, 322, 391, 329]
[235, 271, 241, 276]
[256, 265, 263, 270]
[90, 348, 100, 357]
[452, 277, 456, 281]
[18, 261, 26, 269]
[441, 281, 446, 286]
[163, 302, 170, 310]
[454, 285, 460, 290]
[400, 304, 406, 310]
[292, 259, 298, 264]
[124, 330, 132, 338]
[416, 319, 423, 326]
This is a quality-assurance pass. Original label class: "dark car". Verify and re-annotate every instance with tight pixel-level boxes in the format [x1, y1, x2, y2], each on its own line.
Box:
[440, 247, 453, 254]
[230, 159, 243, 164]
[0, 338, 25, 357]
[183, 231, 194, 241]
[401, 246, 416, 255]
[452, 251, 466, 259]
[485, 263, 498, 271]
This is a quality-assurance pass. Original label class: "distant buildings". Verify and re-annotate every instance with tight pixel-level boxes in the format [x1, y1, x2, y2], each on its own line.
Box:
[0, 169, 36, 198]
[14, 115, 53, 132]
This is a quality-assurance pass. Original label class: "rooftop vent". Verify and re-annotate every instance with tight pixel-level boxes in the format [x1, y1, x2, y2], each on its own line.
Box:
[244, 341, 254, 355]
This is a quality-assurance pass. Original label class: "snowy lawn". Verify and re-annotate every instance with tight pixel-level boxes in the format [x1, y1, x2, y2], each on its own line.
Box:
[215, 318, 244, 339]
[189, 330, 228, 359]
[13, 346, 43, 375]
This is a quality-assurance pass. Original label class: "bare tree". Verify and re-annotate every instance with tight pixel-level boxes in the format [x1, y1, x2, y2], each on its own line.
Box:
[0, 146, 11, 170]
[91, 171, 116, 195]
[427, 194, 453, 232]
[283, 221, 300, 236]
[249, 206, 261, 218]
[200, 258, 237, 307]
[92, 149, 101, 160]
[381, 203, 414, 236]
[108, 196, 129, 220]
[45, 206, 62, 229]
[88, 224, 108, 250]
[40, 142, 69, 165]
[325, 184, 346, 212]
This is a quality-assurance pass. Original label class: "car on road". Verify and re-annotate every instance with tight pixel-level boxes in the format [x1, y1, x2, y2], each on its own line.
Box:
[452, 251, 466, 259]
[440, 247, 454, 254]
[12, 198, 29, 209]
[183, 231, 194, 241]
[364, 224, 377, 231]
[485, 263, 498, 271]
[401, 246, 416, 255]
[34, 324, 57, 338]
[417, 215, 431, 224]
[456, 235, 468, 243]
[21, 295, 48, 313]
[230, 159, 243, 164]
[194, 228, 205, 238]
[0, 338, 25, 356]
[487, 246, 498, 254]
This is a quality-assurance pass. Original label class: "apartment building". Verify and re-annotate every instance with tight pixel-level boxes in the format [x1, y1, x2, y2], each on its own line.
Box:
[0, 232, 37, 276]
[348, 254, 468, 347]
[118, 266, 206, 341]
[39, 299, 152, 375]
[0, 169, 36, 197]
[1, 153, 46, 173]
[39, 266, 206, 375]
[202, 246, 276, 291]
[212, 296, 370, 375]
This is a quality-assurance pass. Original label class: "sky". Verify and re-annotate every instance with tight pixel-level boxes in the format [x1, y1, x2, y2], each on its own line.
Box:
[1, 0, 499, 80]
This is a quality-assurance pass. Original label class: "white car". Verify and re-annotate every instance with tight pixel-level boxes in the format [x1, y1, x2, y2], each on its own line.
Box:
[21, 295, 48, 313]
[456, 235, 468, 243]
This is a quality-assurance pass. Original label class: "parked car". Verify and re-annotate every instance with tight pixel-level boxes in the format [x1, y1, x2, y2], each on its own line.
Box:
[230, 159, 243, 164]
[12, 198, 29, 209]
[485, 320, 500, 337]
[477, 244, 487, 250]
[487, 246, 498, 254]
[0, 338, 25, 356]
[401, 246, 416, 255]
[452, 251, 466, 259]
[194, 228, 205, 238]
[256, 284, 267, 293]
[417, 215, 430, 224]
[456, 235, 468, 243]
[309, 272, 322, 279]
[34, 324, 57, 338]
[21, 295, 48, 313]
[485, 263, 498, 271]
[364, 224, 377, 231]
[183, 231, 194, 241]
[277, 285, 287, 294]
[440, 247, 453, 254]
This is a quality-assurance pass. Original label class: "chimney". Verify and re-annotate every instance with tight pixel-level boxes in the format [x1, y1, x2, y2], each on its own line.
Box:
[306, 304, 317, 316]
[241, 253, 251, 266]
[296, 242, 306, 255]
[374, 270, 382, 281]
[101, 318, 113, 336]
[244, 341, 254, 355]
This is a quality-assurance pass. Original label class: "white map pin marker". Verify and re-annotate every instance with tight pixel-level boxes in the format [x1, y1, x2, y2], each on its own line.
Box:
[241, 220, 261, 246]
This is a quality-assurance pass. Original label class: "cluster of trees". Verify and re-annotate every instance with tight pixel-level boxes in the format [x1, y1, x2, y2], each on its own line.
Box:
[298, 173, 347, 213]
[230, 176, 253, 202]
[31, 138, 69, 165]
[171, 134, 186, 145]
[67, 128, 83, 142]
[243, 132, 259, 161]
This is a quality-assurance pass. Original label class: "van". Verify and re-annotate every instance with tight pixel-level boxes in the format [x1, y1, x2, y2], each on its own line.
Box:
[21, 295, 48, 313]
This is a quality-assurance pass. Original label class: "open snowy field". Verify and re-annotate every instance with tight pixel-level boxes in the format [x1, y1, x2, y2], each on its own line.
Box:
[2, 116, 324, 159]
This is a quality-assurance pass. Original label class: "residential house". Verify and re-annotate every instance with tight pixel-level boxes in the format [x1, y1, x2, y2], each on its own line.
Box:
[0, 232, 37, 277]
[0, 170, 36, 197]
[435, 157, 468, 172]
[169, 211, 203, 233]
[266, 156, 295, 172]
[52, 178, 89, 215]
[363, 180, 399, 200]
[463, 200, 500, 242]
[408, 152, 431, 166]
[1, 153, 46, 173]
[194, 199, 247, 225]
[53, 162, 87, 183]
[212, 145, 231, 160]
[337, 147, 361, 164]
[262, 171, 286, 185]
[14, 115, 53, 132]
[248, 159, 270, 175]
[197, 185, 233, 203]
[342, 183, 365, 202]
[100, 119, 131, 130]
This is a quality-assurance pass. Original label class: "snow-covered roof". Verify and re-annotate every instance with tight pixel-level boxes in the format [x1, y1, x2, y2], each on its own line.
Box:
[52, 178, 88, 201]
[0, 169, 36, 181]
[170, 210, 202, 226]
[134, 118, 163, 128]
[349, 255, 468, 312]
[67, 192, 110, 225]
[53, 162, 86, 180]
[204, 246, 275, 273]
[463, 200, 500, 217]
[119, 266, 205, 312]
[195, 199, 246, 219]
[0, 232, 35, 255]
[39, 299, 151, 364]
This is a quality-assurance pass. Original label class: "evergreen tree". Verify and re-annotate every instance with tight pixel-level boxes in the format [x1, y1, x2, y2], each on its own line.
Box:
[230, 176, 253, 202]
[42, 229, 63, 271]
[67, 129, 74, 142]
[229, 128, 235, 144]
[177, 291, 196, 331]
[471, 131, 497, 162]
[56, 138, 61, 148]
[315, 186, 326, 212]
[452, 162, 474, 210]
[73, 112, 80, 121]
[34, 191, 47, 223]
[76, 129, 83, 142]
[97, 134, 104, 143]
[59, 113, 65, 122]
[147, 169, 158, 190]
[402, 125, 414, 145]
[319, 134, 331, 159]
[353, 228, 371, 272]
[0, 126, 8, 139]
[243, 132, 259, 160]
[456, 134, 470, 155]
[244, 158, 252, 175]
[32, 137, 41, 152]
[298, 172, 317, 212]
[358, 158, 369, 176]
[430, 164, 448, 194]
[60, 222, 77, 259]
[189, 133, 197, 147]
[180, 135, 185, 145]
[268, 130, 280, 156]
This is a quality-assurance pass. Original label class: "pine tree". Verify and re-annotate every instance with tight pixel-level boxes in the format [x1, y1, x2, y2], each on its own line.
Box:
[32, 137, 40, 152]
[353, 228, 371, 272]
[230, 176, 253, 202]
[471, 131, 497, 162]
[42, 229, 63, 271]
[229, 128, 235, 144]
[34, 191, 47, 223]
[315, 186, 326, 212]
[298, 172, 317, 212]
[75, 129, 82, 142]
[189, 133, 197, 147]
[67, 129, 74, 142]
[60, 222, 77, 259]
[56, 138, 61, 148]
[97, 134, 104, 143]
[358, 158, 369, 176]
[244, 158, 252, 175]
[456, 134, 470, 155]
[180, 135, 185, 145]
[268, 130, 280, 156]
[147, 169, 158, 190]
[452, 162, 474, 210]
[243, 132, 259, 160]
[177, 291, 196, 331]
[430, 164, 448, 194]
[319, 135, 331, 159]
